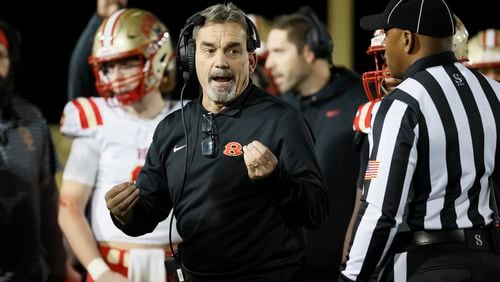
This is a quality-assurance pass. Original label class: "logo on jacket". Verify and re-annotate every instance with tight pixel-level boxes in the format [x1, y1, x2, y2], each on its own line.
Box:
[326, 109, 340, 118]
[173, 144, 186, 153]
[223, 142, 243, 156]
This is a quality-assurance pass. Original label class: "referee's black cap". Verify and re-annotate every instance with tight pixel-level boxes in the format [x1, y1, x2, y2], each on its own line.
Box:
[360, 0, 456, 38]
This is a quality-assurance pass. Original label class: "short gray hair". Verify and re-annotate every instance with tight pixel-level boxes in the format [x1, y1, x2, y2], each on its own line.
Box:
[192, 3, 251, 45]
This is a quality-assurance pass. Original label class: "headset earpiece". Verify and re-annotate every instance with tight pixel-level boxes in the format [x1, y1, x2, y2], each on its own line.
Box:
[296, 6, 333, 61]
[177, 12, 205, 81]
[245, 16, 260, 52]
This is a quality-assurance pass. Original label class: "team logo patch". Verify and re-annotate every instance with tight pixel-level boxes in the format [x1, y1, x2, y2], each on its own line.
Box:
[364, 160, 380, 180]
[223, 142, 243, 156]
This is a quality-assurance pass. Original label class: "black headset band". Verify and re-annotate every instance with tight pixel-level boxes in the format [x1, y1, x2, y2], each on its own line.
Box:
[296, 6, 333, 60]
[176, 11, 261, 81]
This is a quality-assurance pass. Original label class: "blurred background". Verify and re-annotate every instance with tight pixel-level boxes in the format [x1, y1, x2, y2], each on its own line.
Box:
[1, 0, 498, 185]
[0, 0, 497, 124]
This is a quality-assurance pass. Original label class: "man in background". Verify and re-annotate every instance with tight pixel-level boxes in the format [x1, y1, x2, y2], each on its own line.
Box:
[0, 20, 66, 282]
[265, 7, 366, 281]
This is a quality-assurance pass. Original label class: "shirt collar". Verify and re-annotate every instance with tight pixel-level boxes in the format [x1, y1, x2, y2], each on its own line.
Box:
[402, 51, 457, 80]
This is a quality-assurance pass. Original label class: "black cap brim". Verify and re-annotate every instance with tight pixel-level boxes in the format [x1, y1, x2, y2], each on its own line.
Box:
[360, 13, 390, 31]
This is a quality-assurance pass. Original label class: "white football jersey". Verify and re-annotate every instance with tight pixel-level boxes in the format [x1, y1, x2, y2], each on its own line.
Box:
[61, 97, 183, 244]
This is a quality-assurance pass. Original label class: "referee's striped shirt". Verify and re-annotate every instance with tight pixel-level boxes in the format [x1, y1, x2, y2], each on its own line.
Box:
[341, 52, 500, 281]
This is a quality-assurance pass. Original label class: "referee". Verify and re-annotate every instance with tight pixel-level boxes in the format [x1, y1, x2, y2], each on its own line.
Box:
[340, 0, 500, 281]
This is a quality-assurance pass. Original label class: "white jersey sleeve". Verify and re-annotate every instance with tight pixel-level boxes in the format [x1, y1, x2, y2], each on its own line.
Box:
[62, 137, 99, 186]
[60, 97, 104, 138]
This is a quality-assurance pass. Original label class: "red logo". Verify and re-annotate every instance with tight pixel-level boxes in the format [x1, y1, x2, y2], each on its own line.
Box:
[326, 109, 340, 118]
[131, 165, 143, 181]
[223, 142, 243, 156]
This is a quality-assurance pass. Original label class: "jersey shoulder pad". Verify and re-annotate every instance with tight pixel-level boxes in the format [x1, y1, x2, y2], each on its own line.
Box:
[353, 101, 379, 134]
[60, 97, 105, 138]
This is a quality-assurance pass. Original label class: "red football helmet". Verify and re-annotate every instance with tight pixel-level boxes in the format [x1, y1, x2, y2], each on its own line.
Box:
[88, 8, 175, 105]
[362, 29, 391, 102]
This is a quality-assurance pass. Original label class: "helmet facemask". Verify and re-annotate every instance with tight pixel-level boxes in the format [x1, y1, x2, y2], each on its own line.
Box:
[91, 53, 145, 106]
[362, 29, 391, 102]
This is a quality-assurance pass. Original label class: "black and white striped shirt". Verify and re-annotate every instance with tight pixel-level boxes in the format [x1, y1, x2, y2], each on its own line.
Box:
[342, 52, 500, 281]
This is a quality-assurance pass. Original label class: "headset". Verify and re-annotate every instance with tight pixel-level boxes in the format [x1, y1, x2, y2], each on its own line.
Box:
[176, 10, 261, 83]
[296, 6, 334, 62]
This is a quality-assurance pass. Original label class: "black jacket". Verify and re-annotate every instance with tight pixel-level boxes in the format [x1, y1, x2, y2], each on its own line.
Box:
[113, 84, 330, 280]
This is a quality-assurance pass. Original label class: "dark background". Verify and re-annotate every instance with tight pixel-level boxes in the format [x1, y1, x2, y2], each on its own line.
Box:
[1, 0, 498, 123]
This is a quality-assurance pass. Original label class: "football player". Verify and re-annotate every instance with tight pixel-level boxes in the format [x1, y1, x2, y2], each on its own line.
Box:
[58, 8, 181, 282]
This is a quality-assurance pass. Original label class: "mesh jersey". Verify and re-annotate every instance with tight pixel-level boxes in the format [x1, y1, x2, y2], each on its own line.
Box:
[60, 97, 182, 244]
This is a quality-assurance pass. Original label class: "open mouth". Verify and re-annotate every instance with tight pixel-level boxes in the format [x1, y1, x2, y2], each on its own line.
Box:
[211, 75, 233, 83]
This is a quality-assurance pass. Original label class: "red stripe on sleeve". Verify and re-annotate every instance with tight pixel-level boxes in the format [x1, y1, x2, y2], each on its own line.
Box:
[353, 104, 362, 132]
[72, 99, 89, 129]
[88, 98, 103, 125]
[364, 102, 376, 129]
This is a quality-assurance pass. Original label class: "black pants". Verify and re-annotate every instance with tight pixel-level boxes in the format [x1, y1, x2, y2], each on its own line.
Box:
[379, 230, 500, 282]
[182, 267, 301, 282]
[294, 266, 340, 282]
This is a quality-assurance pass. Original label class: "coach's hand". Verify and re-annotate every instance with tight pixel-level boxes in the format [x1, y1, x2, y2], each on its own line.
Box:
[243, 140, 278, 180]
[105, 182, 140, 225]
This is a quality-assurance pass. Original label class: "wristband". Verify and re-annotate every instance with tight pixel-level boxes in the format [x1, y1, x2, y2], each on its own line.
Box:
[87, 257, 110, 281]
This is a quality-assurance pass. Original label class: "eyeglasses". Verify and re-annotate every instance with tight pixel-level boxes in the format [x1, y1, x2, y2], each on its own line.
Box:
[201, 113, 216, 157]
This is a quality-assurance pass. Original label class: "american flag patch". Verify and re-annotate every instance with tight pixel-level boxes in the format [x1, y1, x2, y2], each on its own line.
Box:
[364, 160, 380, 180]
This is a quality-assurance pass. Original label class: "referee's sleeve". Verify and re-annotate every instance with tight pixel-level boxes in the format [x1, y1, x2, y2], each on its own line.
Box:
[341, 98, 419, 281]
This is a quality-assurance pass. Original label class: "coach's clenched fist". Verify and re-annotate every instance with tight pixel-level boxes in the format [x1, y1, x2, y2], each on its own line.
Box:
[105, 181, 140, 225]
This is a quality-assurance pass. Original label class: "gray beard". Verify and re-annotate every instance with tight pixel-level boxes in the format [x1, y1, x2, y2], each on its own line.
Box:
[207, 85, 238, 104]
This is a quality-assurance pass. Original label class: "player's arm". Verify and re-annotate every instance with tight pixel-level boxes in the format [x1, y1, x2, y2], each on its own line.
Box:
[57, 135, 125, 281]
[57, 136, 106, 277]
[58, 179, 100, 268]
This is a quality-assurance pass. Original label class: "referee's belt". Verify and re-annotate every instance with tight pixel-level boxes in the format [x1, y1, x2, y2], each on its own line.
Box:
[395, 226, 495, 251]
[412, 229, 466, 245]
